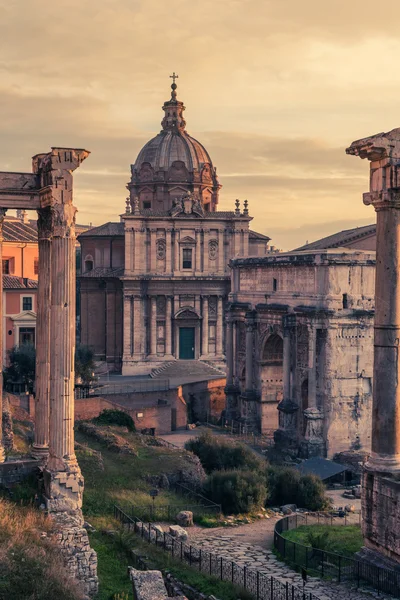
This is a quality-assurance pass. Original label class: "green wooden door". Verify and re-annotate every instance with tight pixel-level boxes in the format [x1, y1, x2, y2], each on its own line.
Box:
[179, 327, 195, 359]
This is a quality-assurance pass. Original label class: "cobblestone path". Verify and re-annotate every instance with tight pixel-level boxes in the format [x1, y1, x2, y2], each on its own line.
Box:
[191, 535, 391, 600]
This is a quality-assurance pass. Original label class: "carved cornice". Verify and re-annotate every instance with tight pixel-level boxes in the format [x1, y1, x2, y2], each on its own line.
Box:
[363, 190, 400, 210]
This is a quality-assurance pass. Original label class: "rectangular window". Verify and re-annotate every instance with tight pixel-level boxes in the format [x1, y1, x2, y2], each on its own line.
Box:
[273, 278, 278, 292]
[34, 258, 39, 275]
[143, 201, 151, 209]
[182, 248, 192, 269]
[2, 260, 9, 274]
[22, 297, 32, 311]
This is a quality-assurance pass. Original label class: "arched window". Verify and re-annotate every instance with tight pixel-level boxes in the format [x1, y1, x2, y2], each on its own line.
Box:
[84, 254, 94, 272]
[262, 333, 283, 363]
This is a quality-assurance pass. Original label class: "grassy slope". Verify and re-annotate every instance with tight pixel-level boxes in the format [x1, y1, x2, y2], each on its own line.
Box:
[282, 524, 363, 557]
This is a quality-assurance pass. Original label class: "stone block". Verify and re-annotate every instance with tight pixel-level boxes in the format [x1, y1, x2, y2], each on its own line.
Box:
[169, 525, 188, 541]
[176, 511, 193, 527]
[281, 504, 297, 515]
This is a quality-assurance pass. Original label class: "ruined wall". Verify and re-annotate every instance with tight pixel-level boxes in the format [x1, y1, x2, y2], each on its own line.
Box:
[181, 378, 226, 422]
[324, 319, 373, 457]
[362, 472, 400, 564]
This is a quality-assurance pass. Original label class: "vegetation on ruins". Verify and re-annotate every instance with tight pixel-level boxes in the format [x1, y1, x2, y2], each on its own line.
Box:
[3, 343, 36, 392]
[203, 469, 267, 514]
[185, 430, 264, 473]
[0, 499, 85, 600]
[75, 343, 96, 384]
[93, 409, 136, 432]
[266, 466, 328, 511]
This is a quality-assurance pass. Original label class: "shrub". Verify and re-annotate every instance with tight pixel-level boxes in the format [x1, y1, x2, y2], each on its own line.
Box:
[75, 344, 96, 384]
[185, 431, 263, 473]
[266, 466, 327, 511]
[3, 344, 36, 393]
[203, 469, 267, 514]
[92, 409, 136, 432]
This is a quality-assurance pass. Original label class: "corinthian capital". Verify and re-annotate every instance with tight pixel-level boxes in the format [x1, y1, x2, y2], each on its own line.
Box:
[37, 207, 54, 241]
[52, 203, 77, 238]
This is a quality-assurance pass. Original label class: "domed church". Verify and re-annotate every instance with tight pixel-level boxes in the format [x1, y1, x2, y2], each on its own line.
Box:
[79, 77, 272, 374]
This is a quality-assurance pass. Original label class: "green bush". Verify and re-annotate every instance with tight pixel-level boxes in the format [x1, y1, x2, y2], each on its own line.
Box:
[92, 409, 136, 432]
[266, 466, 327, 511]
[203, 469, 267, 514]
[185, 431, 263, 473]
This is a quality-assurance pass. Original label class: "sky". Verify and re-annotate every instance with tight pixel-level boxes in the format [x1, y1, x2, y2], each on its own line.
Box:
[1, 0, 399, 249]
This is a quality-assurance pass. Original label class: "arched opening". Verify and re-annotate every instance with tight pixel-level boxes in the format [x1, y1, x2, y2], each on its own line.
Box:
[84, 255, 94, 272]
[260, 333, 283, 433]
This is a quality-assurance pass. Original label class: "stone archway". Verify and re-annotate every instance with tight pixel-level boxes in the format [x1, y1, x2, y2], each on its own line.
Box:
[260, 333, 283, 432]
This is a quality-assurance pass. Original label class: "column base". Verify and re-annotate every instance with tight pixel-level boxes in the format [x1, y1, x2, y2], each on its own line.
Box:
[364, 453, 400, 474]
[31, 444, 49, 461]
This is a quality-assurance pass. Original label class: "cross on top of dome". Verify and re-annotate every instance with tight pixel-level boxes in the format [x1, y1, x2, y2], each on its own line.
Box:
[169, 72, 179, 100]
[162, 72, 186, 131]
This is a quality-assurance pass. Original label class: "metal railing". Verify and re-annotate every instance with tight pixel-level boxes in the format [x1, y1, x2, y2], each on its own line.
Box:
[114, 505, 322, 600]
[274, 513, 400, 597]
[75, 378, 170, 398]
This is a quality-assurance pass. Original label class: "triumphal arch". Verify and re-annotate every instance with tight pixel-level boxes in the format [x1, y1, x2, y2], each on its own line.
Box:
[0, 148, 98, 595]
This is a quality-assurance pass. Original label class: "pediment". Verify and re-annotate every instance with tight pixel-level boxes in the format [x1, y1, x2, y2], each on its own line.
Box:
[10, 310, 37, 321]
[180, 236, 195, 244]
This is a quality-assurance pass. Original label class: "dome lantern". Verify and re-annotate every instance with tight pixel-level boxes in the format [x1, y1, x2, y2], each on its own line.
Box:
[128, 76, 221, 213]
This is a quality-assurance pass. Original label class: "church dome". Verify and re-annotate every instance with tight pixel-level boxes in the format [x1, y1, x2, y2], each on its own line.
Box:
[128, 75, 221, 213]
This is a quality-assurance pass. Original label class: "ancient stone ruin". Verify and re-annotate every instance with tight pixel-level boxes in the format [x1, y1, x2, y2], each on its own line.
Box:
[0, 148, 98, 595]
[347, 128, 400, 567]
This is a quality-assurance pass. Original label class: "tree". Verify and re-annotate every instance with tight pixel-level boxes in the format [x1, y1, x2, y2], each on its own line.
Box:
[75, 344, 96, 384]
[3, 344, 36, 392]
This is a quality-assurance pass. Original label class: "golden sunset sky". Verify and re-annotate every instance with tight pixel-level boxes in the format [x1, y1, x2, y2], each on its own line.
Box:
[1, 0, 399, 249]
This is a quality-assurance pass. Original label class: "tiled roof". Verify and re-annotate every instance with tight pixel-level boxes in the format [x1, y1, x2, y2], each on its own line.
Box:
[3, 276, 38, 289]
[295, 224, 376, 251]
[80, 267, 124, 278]
[78, 222, 124, 238]
[3, 220, 37, 243]
[249, 229, 271, 241]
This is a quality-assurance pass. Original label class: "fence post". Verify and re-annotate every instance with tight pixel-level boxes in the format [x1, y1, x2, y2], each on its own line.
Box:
[244, 566, 247, 589]
[305, 546, 308, 571]
[283, 536, 286, 558]
[220, 556, 223, 580]
[338, 555, 341, 583]
[321, 551, 324, 577]
[231, 561, 234, 583]
[172, 538, 175, 557]
[163, 531, 166, 549]
[285, 581, 288, 600]
[148, 522, 151, 543]
[189, 545, 192, 566]
[180, 541, 183, 560]
[199, 549, 202, 572]
[357, 561, 360, 588]
[210, 553, 212, 575]
[257, 571, 260, 599]
[271, 576, 273, 597]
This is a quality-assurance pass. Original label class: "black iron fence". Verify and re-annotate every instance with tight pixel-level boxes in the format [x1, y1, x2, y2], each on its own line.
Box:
[114, 505, 322, 600]
[274, 514, 400, 597]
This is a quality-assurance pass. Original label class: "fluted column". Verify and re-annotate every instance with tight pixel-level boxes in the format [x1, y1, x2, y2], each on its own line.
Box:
[308, 324, 317, 408]
[195, 229, 201, 272]
[123, 295, 133, 358]
[0, 209, 6, 463]
[32, 207, 52, 460]
[216, 296, 224, 357]
[202, 296, 209, 357]
[218, 229, 225, 273]
[165, 296, 172, 357]
[150, 296, 157, 355]
[133, 295, 143, 356]
[47, 204, 78, 472]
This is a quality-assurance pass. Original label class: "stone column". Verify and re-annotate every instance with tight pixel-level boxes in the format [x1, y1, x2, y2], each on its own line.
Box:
[173, 229, 179, 273]
[301, 324, 324, 457]
[245, 315, 256, 392]
[0, 209, 6, 463]
[226, 320, 234, 385]
[203, 230, 209, 273]
[165, 229, 172, 273]
[122, 295, 133, 358]
[195, 229, 201, 272]
[283, 328, 291, 400]
[275, 317, 299, 449]
[150, 229, 157, 273]
[218, 229, 225, 273]
[150, 296, 157, 356]
[307, 325, 317, 408]
[165, 296, 172, 357]
[133, 295, 143, 356]
[216, 296, 224, 357]
[202, 296, 209, 357]
[32, 207, 52, 460]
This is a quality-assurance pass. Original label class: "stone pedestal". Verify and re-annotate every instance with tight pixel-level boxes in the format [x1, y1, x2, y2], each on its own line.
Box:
[299, 407, 325, 458]
[274, 398, 299, 449]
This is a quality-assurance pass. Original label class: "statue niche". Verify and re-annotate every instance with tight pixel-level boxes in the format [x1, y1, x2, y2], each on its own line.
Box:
[168, 160, 189, 182]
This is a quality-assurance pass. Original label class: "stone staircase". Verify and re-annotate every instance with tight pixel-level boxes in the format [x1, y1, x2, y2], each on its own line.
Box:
[150, 360, 226, 382]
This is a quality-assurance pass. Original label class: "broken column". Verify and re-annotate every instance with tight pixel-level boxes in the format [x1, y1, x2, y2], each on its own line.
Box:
[300, 323, 324, 457]
[0, 208, 6, 462]
[275, 313, 298, 450]
[347, 128, 400, 566]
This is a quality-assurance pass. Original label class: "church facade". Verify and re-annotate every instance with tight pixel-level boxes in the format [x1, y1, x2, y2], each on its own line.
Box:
[79, 80, 271, 373]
